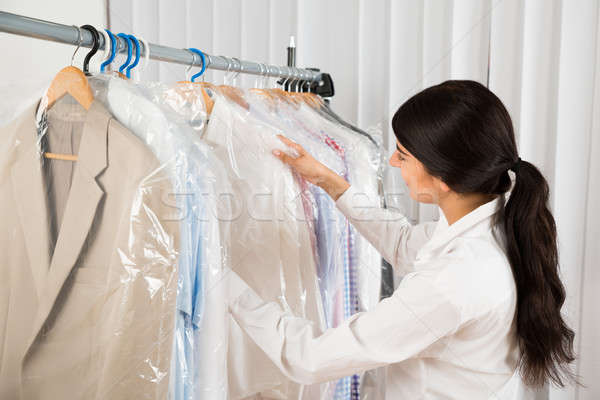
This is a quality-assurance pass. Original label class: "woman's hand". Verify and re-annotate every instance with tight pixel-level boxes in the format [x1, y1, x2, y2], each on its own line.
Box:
[272, 134, 350, 201]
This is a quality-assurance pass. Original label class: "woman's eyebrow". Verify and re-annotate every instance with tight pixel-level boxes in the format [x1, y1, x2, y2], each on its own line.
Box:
[396, 144, 408, 155]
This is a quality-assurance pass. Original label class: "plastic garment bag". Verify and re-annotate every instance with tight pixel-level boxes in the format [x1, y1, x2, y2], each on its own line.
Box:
[199, 89, 329, 399]
[250, 93, 362, 399]
[237, 91, 385, 400]
[103, 76, 232, 400]
[0, 76, 179, 399]
[279, 99, 385, 400]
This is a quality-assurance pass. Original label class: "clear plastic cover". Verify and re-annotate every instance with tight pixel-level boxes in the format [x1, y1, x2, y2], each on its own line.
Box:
[0, 72, 385, 400]
[0, 76, 179, 398]
[101, 75, 231, 400]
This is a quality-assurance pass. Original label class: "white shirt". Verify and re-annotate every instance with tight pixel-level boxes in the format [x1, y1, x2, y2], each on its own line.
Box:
[228, 185, 536, 399]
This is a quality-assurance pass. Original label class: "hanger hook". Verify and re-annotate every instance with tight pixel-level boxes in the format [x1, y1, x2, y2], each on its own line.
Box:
[230, 57, 242, 86]
[262, 63, 267, 88]
[292, 68, 299, 92]
[100, 29, 117, 73]
[289, 67, 296, 91]
[188, 48, 207, 82]
[71, 25, 83, 67]
[222, 56, 232, 85]
[281, 66, 287, 89]
[137, 36, 150, 80]
[260, 63, 267, 89]
[80, 25, 100, 75]
[299, 71, 304, 93]
[275, 65, 284, 89]
[294, 70, 301, 92]
[304, 71, 309, 93]
[125, 34, 141, 79]
[263, 63, 269, 89]
[185, 49, 197, 81]
[201, 54, 210, 82]
[116, 33, 133, 74]
[283, 66, 293, 91]
[296, 70, 303, 92]
[254, 63, 261, 89]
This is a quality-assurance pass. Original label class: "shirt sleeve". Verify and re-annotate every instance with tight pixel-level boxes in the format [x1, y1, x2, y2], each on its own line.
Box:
[335, 185, 437, 274]
[227, 269, 462, 385]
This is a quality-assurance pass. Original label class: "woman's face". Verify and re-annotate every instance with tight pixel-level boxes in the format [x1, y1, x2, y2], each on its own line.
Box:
[389, 141, 444, 204]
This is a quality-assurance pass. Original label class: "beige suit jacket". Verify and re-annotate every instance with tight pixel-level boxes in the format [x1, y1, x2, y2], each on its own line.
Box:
[0, 100, 179, 399]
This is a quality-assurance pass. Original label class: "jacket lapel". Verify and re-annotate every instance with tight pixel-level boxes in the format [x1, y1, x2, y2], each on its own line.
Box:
[24, 100, 110, 356]
[10, 103, 52, 300]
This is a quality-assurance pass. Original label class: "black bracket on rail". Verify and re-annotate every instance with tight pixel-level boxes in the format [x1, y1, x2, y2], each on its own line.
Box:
[277, 68, 335, 98]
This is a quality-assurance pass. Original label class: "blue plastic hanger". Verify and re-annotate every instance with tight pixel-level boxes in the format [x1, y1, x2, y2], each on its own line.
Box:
[187, 48, 207, 82]
[126, 34, 141, 79]
[116, 33, 133, 75]
[100, 29, 117, 72]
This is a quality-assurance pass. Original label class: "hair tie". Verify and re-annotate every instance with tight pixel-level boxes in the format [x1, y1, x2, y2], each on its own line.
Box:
[510, 157, 522, 174]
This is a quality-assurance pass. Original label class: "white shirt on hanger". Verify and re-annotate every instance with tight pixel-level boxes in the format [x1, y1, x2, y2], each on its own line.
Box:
[227, 185, 537, 399]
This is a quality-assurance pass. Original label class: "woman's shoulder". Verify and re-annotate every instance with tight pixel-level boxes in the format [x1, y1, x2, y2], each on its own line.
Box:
[408, 235, 516, 323]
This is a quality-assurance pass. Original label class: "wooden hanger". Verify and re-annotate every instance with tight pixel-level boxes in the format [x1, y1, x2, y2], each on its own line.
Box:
[197, 82, 216, 115]
[44, 25, 99, 162]
[217, 85, 249, 110]
[46, 66, 94, 112]
[297, 92, 323, 108]
[249, 88, 277, 111]
[270, 88, 301, 108]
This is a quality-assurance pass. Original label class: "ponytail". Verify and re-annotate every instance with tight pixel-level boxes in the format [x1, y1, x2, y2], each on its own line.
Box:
[504, 159, 577, 387]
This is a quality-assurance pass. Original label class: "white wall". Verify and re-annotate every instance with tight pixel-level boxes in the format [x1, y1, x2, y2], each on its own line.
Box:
[0, 0, 106, 123]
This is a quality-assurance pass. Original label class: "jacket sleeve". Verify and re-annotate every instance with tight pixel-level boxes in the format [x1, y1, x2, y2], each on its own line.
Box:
[227, 269, 461, 385]
[335, 185, 437, 274]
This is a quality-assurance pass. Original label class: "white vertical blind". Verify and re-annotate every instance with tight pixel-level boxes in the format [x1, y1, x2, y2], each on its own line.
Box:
[488, 0, 524, 140]
[107, 1, 600, 398]
[450, 0, 491, 83]
[551, 1, 599, 399]
[579, 5, 600, 397]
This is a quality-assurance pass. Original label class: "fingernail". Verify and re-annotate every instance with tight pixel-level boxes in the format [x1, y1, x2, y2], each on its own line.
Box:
[273, 150, 281, 156]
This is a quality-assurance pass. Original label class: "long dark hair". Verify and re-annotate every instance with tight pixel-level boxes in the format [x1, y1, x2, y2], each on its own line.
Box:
[391, 80, 576, 388]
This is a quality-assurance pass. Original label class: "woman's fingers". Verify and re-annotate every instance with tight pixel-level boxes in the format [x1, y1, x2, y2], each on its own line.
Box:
[277, 134, 305, 155]
[272, 149, 296, 166]
[273, 134, 306, 166]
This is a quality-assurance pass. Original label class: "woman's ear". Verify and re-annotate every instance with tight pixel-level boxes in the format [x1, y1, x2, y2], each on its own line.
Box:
[435, 177, 451, 193]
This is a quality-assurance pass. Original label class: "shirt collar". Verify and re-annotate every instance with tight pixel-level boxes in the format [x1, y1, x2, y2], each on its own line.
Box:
[417, 195, 505, 259]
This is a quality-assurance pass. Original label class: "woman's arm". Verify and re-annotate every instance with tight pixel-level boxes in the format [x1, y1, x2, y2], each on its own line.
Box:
[273, 135, 437, 274]
[334, 185, 437, 274]
[227, 268, 461, 385]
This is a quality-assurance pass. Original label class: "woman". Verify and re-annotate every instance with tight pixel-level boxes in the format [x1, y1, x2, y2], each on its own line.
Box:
[226, 80, 576, 399]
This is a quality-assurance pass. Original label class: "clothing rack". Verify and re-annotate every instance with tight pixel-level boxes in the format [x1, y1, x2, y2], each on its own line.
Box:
[0, 11, 334, 96]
